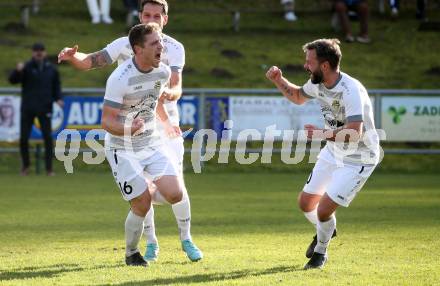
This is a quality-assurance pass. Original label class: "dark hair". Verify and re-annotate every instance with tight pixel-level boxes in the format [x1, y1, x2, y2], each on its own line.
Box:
[139, 0, 168, 15]
[128, 23, 161, 53]
[302, 39, 342, 70]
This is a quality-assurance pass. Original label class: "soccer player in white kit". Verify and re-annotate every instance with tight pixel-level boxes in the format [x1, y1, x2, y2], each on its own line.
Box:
[102, 23, 180, 266]
[266, 38, 380, 269]
[58, 0, 202, 262]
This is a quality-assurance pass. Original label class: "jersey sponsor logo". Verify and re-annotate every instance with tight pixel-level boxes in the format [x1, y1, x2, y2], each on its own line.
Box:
[147, 93, 157, 99]
[321, 106, 333, 113]
[134, 85, 143, 90]
[325, 118, 344, 128]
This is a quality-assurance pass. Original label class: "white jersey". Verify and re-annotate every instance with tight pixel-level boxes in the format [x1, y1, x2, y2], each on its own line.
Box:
[103, 34, 185, 126]
[300, 72, 380, 165]
[103, 59, 171, 151]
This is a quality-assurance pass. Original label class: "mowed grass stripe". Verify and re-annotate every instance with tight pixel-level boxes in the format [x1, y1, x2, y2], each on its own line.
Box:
[0, 173, 439, 285]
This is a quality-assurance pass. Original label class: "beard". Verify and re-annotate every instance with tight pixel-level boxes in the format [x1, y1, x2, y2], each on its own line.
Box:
[310, 69, 324, 84]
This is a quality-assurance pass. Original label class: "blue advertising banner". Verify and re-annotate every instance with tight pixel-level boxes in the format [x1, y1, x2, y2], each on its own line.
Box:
[205, 96, 229, 138]
[30, 95, 202, 140]
[177, 95, 199, 138]
[31, 96, 104, 140]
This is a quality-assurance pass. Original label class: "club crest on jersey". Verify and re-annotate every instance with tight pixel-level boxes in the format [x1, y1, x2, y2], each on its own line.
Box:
[332, 100, 341, 109]
[154, 81, 161, 90]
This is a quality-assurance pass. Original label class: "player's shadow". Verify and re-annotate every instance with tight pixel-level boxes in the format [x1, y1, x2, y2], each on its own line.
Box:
[97, 265, 302, 286]
[0, 263, 124, 281]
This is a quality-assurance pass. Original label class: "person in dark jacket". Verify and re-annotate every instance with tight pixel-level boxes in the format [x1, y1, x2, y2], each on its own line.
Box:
[9, 42, 63, 176]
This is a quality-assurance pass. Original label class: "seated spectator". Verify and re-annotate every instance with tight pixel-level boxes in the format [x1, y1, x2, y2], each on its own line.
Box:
[389, 0, 426, 21]
[390, 0, 399, 17]
[86, 0, 113, 24]
[333, 0, 370, 43]
[123, 0, 140, 27]
[281, 0, 298, 22]
[123, 0, 138, 14]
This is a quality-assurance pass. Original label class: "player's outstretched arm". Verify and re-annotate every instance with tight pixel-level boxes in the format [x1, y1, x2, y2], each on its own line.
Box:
[266, 66, 307, 105]
[58, 45, 112, 71]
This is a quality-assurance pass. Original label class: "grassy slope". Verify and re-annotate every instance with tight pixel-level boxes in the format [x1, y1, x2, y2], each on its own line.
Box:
[0, 0, 439, 89]
[0, 172, 439, 285]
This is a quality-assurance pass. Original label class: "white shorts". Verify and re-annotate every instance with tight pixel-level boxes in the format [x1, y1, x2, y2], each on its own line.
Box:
[105, 147, 178, 201]
[303, 151, 376, 207]
[162, 136, 184, 176]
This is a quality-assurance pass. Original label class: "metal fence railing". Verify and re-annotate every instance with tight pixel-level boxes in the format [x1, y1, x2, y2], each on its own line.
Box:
[1, 87, 440, 161]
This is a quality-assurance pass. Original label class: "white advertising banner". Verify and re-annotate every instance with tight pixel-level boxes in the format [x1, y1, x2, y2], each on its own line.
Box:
[0, 96, 21, 142]
[382, 96, 440, 142]
[229, 96, 324, 140]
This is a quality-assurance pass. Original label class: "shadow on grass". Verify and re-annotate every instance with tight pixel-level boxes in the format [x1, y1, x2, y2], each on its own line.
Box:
[97, 265, 301, 286]
[0, 263, 124, 281]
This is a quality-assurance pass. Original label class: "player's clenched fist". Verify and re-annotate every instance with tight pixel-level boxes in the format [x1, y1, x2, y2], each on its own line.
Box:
[160, 87, 174, 101]
[266, 66, 282, 83]
[131, 117, 145, 136]
[57, 45, 78, 63]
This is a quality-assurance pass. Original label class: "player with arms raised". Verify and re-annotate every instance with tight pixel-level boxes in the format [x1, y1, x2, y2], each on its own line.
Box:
[266, 38, 380, 269]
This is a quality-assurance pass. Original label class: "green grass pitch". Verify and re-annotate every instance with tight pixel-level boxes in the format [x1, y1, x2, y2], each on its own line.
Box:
[0, 172, 439, 285]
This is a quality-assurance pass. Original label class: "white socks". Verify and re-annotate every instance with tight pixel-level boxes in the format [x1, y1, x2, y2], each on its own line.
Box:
[303, 209, 318, 228]
[172, 192, 192, 241]
[144, 188, 192, 242]
[314, 215, 336, 255]
[125, 210, 144, 256]
[143, 207, 158, 245]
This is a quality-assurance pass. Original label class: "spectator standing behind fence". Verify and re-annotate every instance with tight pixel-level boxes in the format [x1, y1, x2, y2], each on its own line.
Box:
[333, 0, 370, 44]
[281, 0, 298, 21]
[8, 43, 63, 176]
[86, 0, 113, 24]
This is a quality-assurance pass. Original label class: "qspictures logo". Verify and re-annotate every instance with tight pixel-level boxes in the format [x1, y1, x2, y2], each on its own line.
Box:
[388, 106, 406, 124]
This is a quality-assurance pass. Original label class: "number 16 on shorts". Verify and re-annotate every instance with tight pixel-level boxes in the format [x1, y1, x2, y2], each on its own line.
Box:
[105, 149, 148, 201]
[118, 181, 133, 196]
